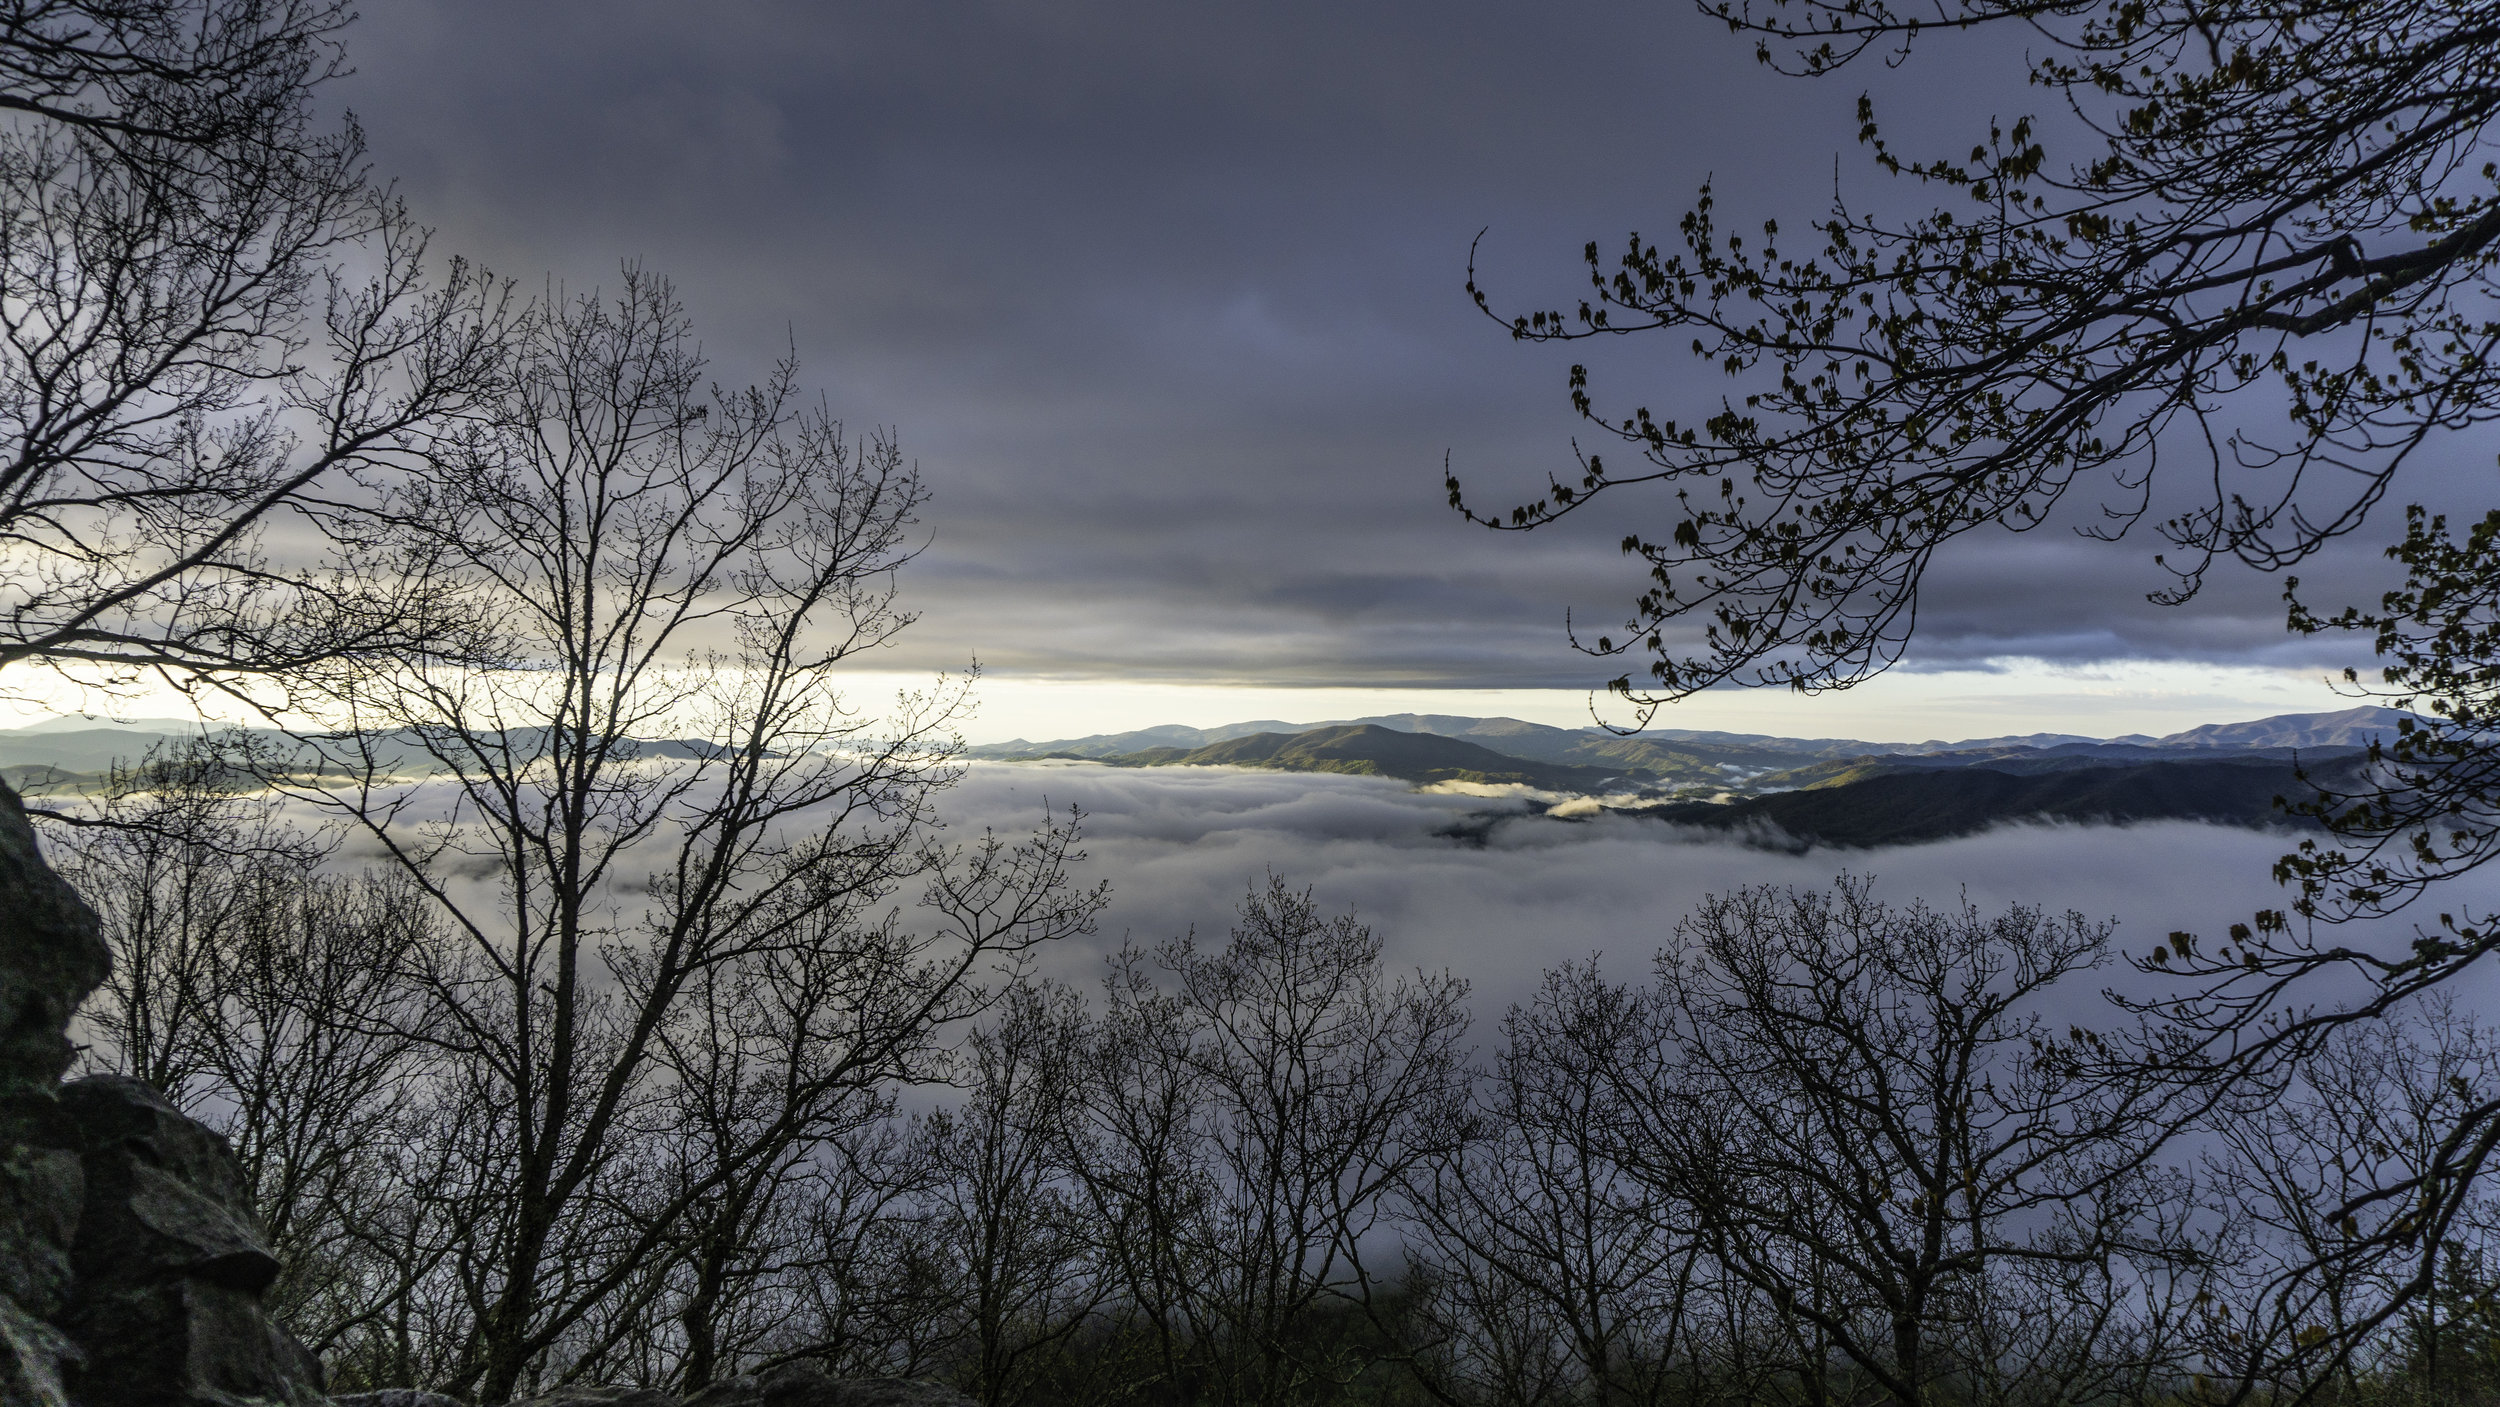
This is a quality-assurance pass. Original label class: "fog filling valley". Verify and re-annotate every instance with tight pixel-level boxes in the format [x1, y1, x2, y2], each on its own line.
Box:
[929, 760, 2500, 1016]
[281, 748, 2500, 1026]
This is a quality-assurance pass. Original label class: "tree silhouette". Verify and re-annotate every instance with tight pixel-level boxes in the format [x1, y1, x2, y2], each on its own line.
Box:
[1457, 0, 2500, 704]
[0, 0, 510, 696]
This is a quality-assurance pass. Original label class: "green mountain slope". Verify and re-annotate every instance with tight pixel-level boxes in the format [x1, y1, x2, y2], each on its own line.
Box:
[973, 707, 2423, 790]
[975, 713, 1843, 779]
[1344, 715, 1791, 781]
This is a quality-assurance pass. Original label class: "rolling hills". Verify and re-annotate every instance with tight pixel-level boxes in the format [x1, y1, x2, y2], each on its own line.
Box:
[985, 705, 2413, 848]
[1629, 756, 2351, 848]
[1097, 724, 1647, 791]
[0, 704, 2416, 849]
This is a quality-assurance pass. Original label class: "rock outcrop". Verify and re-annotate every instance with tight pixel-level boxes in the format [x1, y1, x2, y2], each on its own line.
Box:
[0, 780, 325, 1406]
[0, 772, 968, 1406]
[0, 777, 111, 1405]
[59, 1075, 326, 1405]
[0, 778, 108, 1094]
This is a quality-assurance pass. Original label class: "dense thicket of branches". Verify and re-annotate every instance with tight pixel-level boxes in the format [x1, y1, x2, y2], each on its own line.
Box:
[0, 0, 511, 695]
[63, 846, 2500, 1407]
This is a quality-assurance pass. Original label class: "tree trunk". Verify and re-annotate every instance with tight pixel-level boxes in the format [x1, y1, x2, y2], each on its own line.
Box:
[679, 1233, 734, 1391]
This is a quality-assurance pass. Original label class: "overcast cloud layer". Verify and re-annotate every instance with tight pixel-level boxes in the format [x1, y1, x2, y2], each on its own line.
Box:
[327, 2, 2474, 691]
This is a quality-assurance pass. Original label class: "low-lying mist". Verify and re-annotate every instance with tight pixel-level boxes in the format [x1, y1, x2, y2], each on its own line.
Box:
[944, 759, 2500, 1014]
[298, 753, 2500, 1021]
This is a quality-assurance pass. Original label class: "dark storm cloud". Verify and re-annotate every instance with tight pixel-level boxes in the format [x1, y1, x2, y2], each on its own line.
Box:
[329, 2, 2435, 687]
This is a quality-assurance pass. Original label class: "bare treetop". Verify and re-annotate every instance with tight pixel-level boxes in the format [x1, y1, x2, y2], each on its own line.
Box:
[0, 0, 511, 698]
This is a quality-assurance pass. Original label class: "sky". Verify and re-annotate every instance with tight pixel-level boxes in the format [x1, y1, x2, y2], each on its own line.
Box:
[199, 0, 2475, 744]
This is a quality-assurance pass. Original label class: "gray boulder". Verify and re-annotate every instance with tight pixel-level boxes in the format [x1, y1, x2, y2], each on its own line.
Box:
[0, 1133, 81, 1333]
[0, 777, 107, 1094]
[58, 1074, 326, 1406]
[0, 777, 327, 1407]
[0, 774, 106, 1399]
[0, 779, 105, 1404]
[0, 1296, 79, 1406]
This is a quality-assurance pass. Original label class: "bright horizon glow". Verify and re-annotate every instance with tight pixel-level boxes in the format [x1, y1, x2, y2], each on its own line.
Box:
[0, 655, 2368, 746]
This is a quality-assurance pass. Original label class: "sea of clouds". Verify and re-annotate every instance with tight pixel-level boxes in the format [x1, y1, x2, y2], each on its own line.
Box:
[943, 760, 2500, 1020]
[295, 755, 2500, 1029]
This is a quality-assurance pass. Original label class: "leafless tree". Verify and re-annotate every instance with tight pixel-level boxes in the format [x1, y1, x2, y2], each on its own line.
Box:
[641, 824, 1103, 1393]
[1598, 879, 2195, 1407]
[1078, 876, 1472, 1407]
[55, 742, 451, 1374]
[912, 978, 1109, 1407]
[1068, 925, 1213, 1402]
[772, 1117, 959, 1384]
[633, 959, 895, 1393]
[0, 2, 351, 149]
[255, 269, 1096, 1401]
[2192, 995, 2500, 1399]
[0, 6, 512, 1372]
[208, 865, 448, 1361]
[0, 0, 512, 699]
[1400, 963, 1704, 1407]
[59, 741, 323, 1096]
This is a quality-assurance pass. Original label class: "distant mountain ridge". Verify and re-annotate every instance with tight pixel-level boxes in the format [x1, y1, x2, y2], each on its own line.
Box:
[2152, 709, 2411, 750]
[0, 718, 734, 793]
[977, 705, 2416, 848]
[0, 706, 2419, 848]
[1100, 724, 1644, 792]
[973, 704, 2410, 762]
